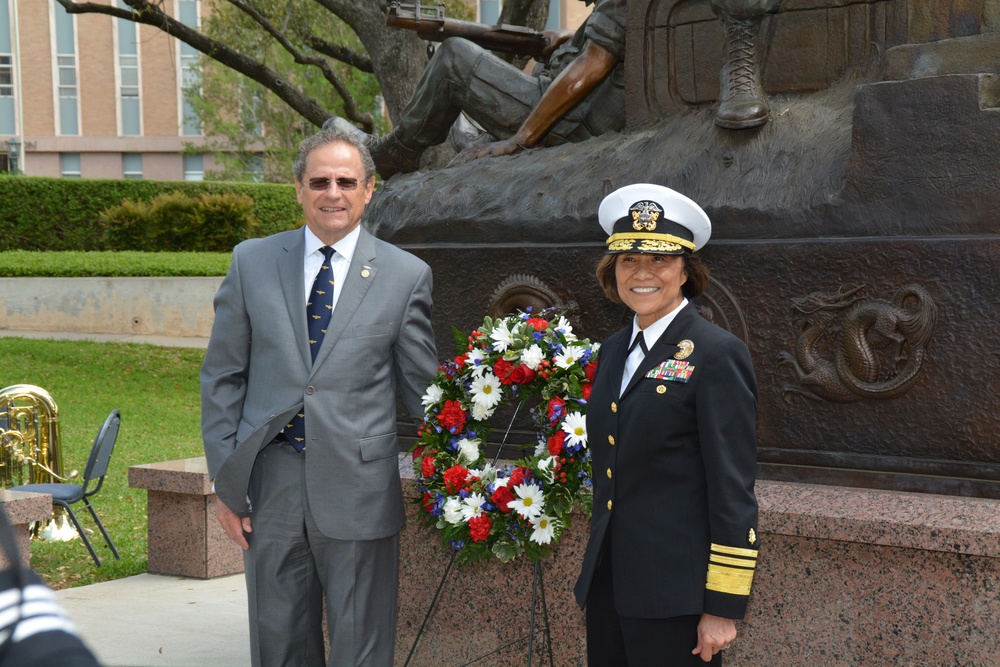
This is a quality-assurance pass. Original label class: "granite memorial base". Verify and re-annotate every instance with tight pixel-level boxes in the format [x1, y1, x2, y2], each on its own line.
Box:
[397, 462, 999, 666]
[126, 457, 997, 664]
[0, 490, 53, 569]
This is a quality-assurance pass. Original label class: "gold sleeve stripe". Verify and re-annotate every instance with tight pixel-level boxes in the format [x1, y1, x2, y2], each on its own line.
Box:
[710, 553, 757, 569]
[710, 543, 758, 559]
[706, 564, 755, 596]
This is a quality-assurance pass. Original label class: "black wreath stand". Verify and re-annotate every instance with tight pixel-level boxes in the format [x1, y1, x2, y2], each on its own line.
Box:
[403, 400, 557, 667]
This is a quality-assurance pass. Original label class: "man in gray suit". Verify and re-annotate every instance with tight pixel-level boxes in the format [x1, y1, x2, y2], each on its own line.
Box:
[201, 129, 437, 666]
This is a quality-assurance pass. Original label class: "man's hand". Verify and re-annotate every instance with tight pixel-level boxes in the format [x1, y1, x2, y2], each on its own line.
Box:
[692, 613, 737, 662]
[216, 501, 252, 550]
[539, 29, 574, 59]
[450, 138, 525, 166]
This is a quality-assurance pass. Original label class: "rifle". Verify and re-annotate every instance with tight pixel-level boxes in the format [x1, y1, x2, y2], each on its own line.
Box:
[386, 1, 552, 60]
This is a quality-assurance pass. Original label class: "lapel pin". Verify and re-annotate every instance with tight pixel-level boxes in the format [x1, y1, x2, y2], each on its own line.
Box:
[361, 266, 371, 279]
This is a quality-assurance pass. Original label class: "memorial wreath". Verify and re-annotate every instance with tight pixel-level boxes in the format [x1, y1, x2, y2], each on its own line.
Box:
[410, 311, 599, 564]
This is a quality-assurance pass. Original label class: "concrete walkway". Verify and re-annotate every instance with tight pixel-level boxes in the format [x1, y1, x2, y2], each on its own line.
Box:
[56, 573, 250, 667]
[0, 329, 210, 348]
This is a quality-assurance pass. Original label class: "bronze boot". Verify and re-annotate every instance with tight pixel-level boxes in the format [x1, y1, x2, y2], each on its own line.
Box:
[715, 14, 769, 130]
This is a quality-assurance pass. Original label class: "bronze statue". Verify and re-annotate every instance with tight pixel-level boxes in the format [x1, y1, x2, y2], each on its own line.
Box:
[331, 0, 777, 178]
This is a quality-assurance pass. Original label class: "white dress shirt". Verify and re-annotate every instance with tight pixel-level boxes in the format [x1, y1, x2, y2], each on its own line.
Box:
[302, 224, 359, 312]
[620, 298, 689, 396]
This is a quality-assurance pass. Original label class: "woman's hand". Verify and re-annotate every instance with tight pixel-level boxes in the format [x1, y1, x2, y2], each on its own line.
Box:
[692, 613, 737, 662]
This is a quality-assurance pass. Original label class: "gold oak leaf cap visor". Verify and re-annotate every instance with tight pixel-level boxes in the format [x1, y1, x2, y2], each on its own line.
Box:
[599, 183, 712, 255]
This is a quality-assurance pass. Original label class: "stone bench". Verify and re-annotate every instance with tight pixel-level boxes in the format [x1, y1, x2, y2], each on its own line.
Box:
[128, 458, 243, 579]
[0, 490, 54, 568]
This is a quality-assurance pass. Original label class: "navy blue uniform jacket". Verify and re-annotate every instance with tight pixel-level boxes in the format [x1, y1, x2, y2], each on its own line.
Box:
[574, 302, 760, 619]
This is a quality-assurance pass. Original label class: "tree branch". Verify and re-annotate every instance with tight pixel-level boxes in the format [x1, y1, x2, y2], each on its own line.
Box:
[54, 0, 335, 128]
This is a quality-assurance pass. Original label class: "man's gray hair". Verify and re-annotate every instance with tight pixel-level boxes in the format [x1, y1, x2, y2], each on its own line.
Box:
[293, 127, 376, 183]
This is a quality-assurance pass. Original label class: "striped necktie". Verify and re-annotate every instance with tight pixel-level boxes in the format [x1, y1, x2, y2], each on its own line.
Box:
[284, 246, 335, 451]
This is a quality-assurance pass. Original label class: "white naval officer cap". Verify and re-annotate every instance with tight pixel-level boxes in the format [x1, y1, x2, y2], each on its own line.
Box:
[598, 183, 711, 254]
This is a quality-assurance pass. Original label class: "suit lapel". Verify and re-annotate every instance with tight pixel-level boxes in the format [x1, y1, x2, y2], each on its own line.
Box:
[276, 229, 312, 368]
[310, 227, 377, 372]
[621, 303, 700, 398]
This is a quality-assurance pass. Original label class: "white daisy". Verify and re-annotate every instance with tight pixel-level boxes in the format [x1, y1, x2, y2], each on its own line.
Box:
[490, 320, 514, 352]
[520, 344, 545, 370]
[561, 411, 588, 448]
[555, 316, 577, 342]
[507, 482, 545, 520]
[529, 514, 558, 545]
[466, 348, 488, 376]
[442, 497, 464, 525]
[460, 492, 487, 521]
[420, 384, 444, 410]
[554, 345, 588, 369]
[470, 373, 503, 409]
[456, 438, 482, 465]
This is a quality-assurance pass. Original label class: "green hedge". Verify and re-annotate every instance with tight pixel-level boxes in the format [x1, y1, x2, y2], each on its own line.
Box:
[0, 176, 302, 251]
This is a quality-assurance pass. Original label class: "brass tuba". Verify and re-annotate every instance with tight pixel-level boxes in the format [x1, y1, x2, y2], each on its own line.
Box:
[0, 384, 75, 487]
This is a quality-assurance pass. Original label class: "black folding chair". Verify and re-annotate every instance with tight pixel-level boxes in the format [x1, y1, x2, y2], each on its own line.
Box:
[13, 409, 122, 566]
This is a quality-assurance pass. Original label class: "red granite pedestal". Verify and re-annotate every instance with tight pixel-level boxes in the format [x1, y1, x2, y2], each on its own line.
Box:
[128, 458, 243, 579]
[0, 490, 53, 568]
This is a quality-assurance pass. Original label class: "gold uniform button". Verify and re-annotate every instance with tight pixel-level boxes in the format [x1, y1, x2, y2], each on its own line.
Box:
[611, 402, 617, 413]
[608, 435, 616, 446]
[656, 385, 667, 394]
[606, 468, 612, 479]
[607, 500, 613, 510]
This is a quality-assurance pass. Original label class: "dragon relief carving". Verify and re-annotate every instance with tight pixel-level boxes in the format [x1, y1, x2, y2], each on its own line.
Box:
[779, 284, 938, 403]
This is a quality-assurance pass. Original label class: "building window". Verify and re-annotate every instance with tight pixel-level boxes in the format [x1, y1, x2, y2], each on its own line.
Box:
[53, 0, 79, 135]
[0, 0, 15, 136]
[178, 0, 200, 136]
[122, 153, 142, 179]
[183, 153, 203, 181]
[117, 2, 141, 136]
[0, 55, 11, 97]
[545, 0, 560, 30]
[60, 152, 81, 178]
[479, 0, 500, 24]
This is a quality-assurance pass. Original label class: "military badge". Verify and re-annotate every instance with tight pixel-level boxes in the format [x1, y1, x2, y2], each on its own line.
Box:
[630, 200, 662, 231]
[645, 359, 694, 382]
[674, 339, 694, 360]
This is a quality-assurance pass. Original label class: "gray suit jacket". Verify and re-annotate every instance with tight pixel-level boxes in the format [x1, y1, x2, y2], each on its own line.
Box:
[200, 225, 437, 541]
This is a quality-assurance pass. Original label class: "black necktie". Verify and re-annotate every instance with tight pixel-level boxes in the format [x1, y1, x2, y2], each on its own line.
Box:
[284, 246, 335, 451]
[628, 331, 648, 355]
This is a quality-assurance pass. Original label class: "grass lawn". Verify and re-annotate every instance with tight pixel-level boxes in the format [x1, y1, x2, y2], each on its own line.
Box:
[0, 337, 205, 589]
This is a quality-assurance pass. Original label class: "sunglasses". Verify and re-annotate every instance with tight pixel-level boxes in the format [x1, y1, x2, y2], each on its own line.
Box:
[307, 177, 361, 192]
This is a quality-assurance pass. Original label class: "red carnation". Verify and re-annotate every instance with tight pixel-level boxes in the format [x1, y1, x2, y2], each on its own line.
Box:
[422, 492, 436, 513]
[547, 430, 566, 456]
[491, 486, 516, 514]
[455, 353, 468, 367]
[547, 396, 567, 422]
[585, 360, 598, 382]
[508, 466, 530, 488]
[421, 455, 437, 478]
[437, 400, 467, 433]
[443, 465, 470, 494]
[411, 445, 425, 461]
[509, 364, 537, 385]
[526, 317, 549, 332]
[468, 515, 492, 543]
[581, 382, 593, 400]
[493, 358, 515, 385]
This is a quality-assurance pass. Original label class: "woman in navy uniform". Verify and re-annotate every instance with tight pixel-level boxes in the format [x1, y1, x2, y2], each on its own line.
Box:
[574, 184, 760, 665]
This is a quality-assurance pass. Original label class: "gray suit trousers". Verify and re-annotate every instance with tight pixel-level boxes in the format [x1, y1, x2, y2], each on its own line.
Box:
[244, 441, 399, 667]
